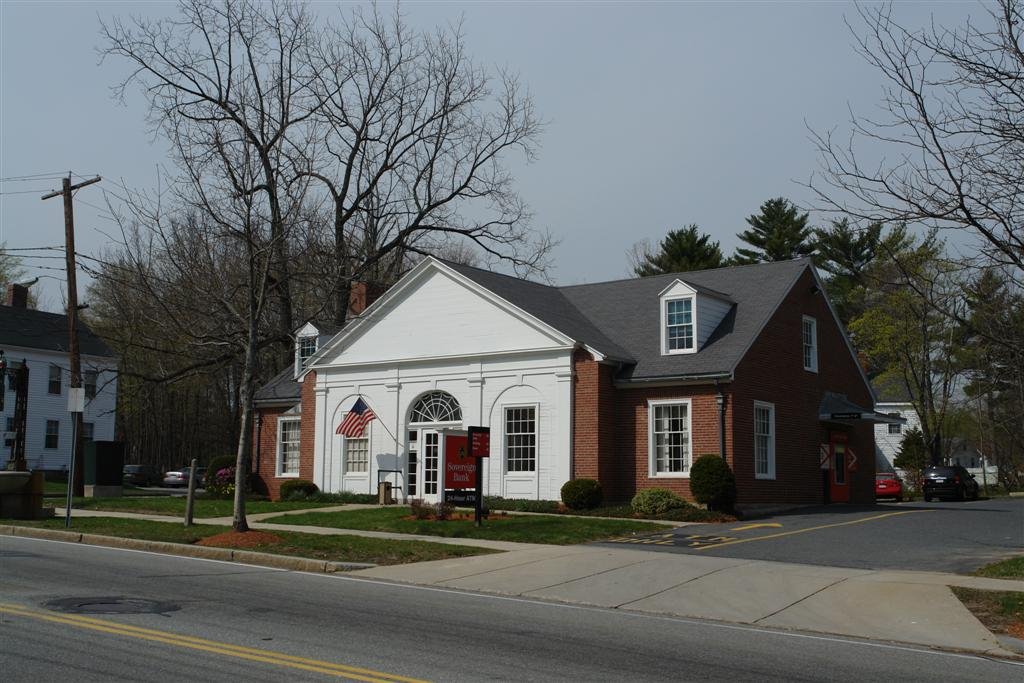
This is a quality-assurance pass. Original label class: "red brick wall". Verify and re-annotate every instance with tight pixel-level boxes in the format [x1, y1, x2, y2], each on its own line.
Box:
[572, 349, 619, 494]
[253, 372, 317, 501]
[731, 268, 875, 505]
[610, 384, 731, 502]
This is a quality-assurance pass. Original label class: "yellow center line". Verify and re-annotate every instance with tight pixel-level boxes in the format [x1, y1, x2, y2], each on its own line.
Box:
[0, 603, 427, 683]
[695, 510, 937, 551]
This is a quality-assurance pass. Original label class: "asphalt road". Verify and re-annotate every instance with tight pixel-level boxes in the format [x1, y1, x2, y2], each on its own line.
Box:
[2, 536, 1021, 681]
[599, 498, 1024, 573]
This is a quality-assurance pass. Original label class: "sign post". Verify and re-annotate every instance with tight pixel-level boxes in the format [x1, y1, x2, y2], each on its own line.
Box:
[468, 426, 490, 527]
[64, 387, 85, 528]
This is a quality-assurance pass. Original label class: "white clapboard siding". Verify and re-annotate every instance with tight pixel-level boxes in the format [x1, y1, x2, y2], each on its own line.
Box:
[697, 295, 732, 348]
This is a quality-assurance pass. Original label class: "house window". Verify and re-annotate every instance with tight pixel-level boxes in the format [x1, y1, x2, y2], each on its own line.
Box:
[649, 400, 691, 476]
[3, 417, 13, 448]
[887, 414, 902, 435]
[48, 365, 62, 394]
[505, 406, 537, 473]
[278, 419, 301, 476]
[45, 420, 59, 449]
[297, 336, 317, 367]
[84, 370, 98, 399]
[345, 437, 369, 473]
[802, 316, 818, 372]
[665, 298, 695, 352]
[82, 422, 95, 441]
[6, 371, 15, 391]
[754, 402, 775, 479]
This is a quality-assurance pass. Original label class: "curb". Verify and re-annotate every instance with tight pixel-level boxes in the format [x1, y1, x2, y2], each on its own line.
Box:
[0, 525, 375, 573]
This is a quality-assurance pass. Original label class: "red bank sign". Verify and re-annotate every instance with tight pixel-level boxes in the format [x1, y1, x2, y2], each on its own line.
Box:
[443, 434, 476, 489]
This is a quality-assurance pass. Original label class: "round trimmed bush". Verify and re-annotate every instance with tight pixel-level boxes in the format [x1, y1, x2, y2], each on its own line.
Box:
[560, 478, 603, 510]
[279, 479, 319, 500]
[631, 488, 688, 516]
[689, 454, 736, 510]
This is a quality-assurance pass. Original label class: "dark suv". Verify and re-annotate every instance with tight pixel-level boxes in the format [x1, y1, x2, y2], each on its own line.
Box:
[922, 465, 980, 502]
[123, 464, 161, 487]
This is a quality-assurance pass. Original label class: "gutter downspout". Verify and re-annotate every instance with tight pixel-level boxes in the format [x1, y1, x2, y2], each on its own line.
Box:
[715, 380, 727, 460]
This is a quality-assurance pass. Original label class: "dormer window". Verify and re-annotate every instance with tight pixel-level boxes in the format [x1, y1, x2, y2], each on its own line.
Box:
[658, 278, 733, 356]
[297, 336, 317, 368]
[665, 298, 695, 352]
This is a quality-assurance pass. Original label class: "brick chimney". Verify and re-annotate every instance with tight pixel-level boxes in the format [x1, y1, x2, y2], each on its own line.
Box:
[5, 283, 28, 309]
[347, 282, 381, 317]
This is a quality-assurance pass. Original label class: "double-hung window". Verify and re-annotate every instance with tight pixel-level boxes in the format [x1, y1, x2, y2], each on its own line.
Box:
[505, 406, 537, 473]
[802, 316, 818, 372]
[649, 400, 691, 476]
[754, 402, 775, 479]
[84, 370, 98, 399]
[297, 336, 317, 367]
[345, 437, 369, 473]
[82, 422, 95, 441]
[48, 365, 62, 394]
[887, 414, 902, 435]
[665, 298, 695, 352]
[44, 420, 59, 449]
[278, 419, 301, 476]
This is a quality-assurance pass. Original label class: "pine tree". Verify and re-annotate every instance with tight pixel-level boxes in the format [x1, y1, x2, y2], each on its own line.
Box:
[633, 225, 726, 276]
[734, 197, 816, 264]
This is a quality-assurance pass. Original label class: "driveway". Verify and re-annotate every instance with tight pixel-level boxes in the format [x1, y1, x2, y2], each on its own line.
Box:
[596, 498, 1024, 574]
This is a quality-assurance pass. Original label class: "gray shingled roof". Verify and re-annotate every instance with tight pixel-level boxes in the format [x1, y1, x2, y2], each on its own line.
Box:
[254, 366, 301, 405]
[448, 258, 809, 381]
[0, 305, 115, 358]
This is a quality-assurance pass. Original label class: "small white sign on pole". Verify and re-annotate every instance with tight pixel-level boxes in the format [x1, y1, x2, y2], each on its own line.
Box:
[68, 387, 85, 414]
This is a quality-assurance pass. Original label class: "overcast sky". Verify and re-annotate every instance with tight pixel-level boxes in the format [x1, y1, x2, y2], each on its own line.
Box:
[1, 1, 980, 311]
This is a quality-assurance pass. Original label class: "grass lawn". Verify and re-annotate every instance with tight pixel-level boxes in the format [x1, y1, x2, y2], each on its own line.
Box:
[3, 517, 494, 565]
[974, 556, 1024, 580]
[70, 497, 340, 518]
[261, 507, 667, 544]
[951, 587, 1024, 639]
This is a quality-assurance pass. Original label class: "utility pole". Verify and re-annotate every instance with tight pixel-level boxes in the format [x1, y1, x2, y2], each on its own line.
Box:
[42, 175, 100, 497]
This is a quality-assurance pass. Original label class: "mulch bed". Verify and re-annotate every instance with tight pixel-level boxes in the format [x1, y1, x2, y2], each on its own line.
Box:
[196, 530, 284, 549]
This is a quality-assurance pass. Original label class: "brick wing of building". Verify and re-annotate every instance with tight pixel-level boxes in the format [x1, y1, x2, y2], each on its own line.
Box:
[254, 258, 896, 510]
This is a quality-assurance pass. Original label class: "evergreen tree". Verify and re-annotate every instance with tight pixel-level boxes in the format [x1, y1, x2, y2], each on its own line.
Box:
[734, 197, 816, 264]
[894, 427, 928, 490]
[632, 225, 726, 276]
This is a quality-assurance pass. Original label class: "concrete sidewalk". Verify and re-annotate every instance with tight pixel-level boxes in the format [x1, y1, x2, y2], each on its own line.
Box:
[352, 544, 1024, 657]
[53, 506, 1024, 657]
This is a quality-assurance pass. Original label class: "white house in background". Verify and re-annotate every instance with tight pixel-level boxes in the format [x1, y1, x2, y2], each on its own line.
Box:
[0, 283, 118, 471]
[873, 379, 919, 475]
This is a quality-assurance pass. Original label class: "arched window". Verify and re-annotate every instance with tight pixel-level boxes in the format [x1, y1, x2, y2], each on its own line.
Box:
[410, 391, 462, 423]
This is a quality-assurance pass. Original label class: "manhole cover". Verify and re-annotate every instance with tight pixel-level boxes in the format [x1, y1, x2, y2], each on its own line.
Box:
[44, 596, 180, 615]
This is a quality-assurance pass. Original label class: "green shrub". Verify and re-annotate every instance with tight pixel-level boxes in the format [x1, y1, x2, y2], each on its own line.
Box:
[560, 478, 603, 510]
[483, 496, 562, 513]
[279, 479, 319, 500]
[304, 491, 378, 505]
[631, 488, 688, 516]
[689, 454, 736, 510]
[204, 455, 237, 487]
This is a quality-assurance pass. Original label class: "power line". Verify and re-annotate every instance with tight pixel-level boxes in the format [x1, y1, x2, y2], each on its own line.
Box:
[0, 188, 57, 195]
[0, 171, 70, 181]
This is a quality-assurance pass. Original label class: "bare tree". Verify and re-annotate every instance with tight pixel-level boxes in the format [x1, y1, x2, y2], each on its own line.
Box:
[101, 0, 321, 357]
[298, 6, 550, 325]
[812, 1, 1024, 350]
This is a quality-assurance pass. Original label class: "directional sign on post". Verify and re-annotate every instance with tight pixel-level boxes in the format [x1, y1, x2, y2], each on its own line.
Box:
[469, 426, 490, 458]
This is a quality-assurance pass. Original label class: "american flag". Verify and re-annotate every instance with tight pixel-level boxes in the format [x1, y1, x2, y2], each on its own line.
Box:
[336, 398, 377, 437]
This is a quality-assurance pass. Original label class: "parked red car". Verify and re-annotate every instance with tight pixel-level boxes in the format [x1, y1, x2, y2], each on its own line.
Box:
[875, 472, 904, 502]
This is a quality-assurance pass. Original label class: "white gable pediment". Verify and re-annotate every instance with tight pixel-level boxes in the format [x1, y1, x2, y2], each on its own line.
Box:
[296, 321, 320, 338]
[319, 266, 571, 367]
[659, 279, 698, 298]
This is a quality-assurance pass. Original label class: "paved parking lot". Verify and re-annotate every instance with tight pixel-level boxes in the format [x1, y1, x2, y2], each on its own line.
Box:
[597, 498, 1024, 574]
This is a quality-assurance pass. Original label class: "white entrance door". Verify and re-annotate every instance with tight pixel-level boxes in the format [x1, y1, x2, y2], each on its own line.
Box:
[407, 428, 442, 502]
